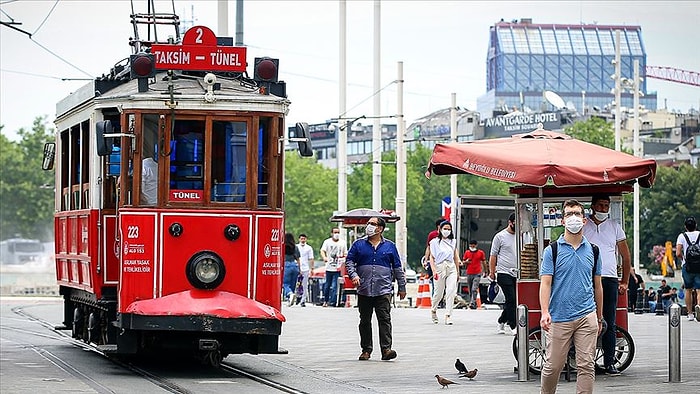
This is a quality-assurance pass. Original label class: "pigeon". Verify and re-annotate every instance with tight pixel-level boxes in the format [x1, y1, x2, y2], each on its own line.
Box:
[459, 368, 478, 380]
[435, 374, 458, 388]
[454, 358, 468, 374]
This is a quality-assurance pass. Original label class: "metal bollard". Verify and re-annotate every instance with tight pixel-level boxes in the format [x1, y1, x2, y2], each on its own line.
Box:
[668, 303, 681, 383]
[516, 304, 529, 382]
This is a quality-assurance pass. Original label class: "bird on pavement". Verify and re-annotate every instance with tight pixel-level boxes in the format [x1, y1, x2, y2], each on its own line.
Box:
[435, 374, 458, 388]
[454, 358, 468, 374]
[459, 368, 478, 380]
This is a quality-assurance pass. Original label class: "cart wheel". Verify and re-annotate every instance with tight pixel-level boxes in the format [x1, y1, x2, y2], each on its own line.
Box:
[594, 326, 635, 372]
[512, 326, 546, 375]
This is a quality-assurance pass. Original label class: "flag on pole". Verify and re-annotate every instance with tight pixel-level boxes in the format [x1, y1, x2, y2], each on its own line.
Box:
[441, 197, 451, 221]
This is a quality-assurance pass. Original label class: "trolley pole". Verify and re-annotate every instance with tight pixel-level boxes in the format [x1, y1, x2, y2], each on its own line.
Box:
[516, 304, 529, 382]
[668, 303, 681, 383]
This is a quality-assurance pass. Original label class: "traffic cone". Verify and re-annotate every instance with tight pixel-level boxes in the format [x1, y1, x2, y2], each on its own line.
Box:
[418, 275, 432, 309]
[415, 277, 424, 308]
[476, 289, 482, 309]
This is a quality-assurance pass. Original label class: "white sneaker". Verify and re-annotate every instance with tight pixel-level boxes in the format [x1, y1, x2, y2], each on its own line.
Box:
[497, 323, 506, 334]
[511, 327, 518, 336]
[445, 315, 453, 325]
[431, 311, 439, 324]
[688, 314, 695, 321]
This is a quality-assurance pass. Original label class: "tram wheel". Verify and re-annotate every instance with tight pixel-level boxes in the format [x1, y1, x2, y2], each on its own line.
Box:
[512, 326, 546, 375]
[594, 326, 635, 372]
[72, 307, 83, 339]
[87, 312, 100, 345]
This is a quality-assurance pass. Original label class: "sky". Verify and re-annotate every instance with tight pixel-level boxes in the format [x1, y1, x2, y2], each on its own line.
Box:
[1, 0, 699, 141]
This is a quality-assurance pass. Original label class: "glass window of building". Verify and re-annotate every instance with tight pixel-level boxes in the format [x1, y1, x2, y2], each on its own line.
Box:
[527, 28, 544, 54]
[540, 29, 558, 54]
[498, 29, 515, 53]
[598, 30, 615, 55]
[555, 29, 572, 54]
[584, 30, 601, 55]
[569, 30, 586, 54]
[512, 28, 529, 53]
[626, 31, 643, 55]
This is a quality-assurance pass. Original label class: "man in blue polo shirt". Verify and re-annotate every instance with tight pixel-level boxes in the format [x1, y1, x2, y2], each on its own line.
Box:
[346, 217, 406, 361]
[540, 199, 604, 394]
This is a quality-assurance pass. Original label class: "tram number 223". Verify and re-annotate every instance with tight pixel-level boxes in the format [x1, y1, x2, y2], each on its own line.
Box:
[270, 229, 280, 242]
[127, 226, 139, 239]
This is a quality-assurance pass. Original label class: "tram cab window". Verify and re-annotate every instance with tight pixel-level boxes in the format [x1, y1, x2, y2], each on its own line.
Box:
[140, 115, 159, 206]
[170, 120, 205, 193]
[211, 120, 247, 202]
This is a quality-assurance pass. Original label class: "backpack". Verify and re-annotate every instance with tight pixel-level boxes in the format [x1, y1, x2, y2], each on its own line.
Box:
[682, 233, 700, 273]
[550, 241, 599, 280]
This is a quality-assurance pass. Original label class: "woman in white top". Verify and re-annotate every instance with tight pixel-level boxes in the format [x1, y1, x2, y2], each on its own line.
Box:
[429, 221, 462, 325]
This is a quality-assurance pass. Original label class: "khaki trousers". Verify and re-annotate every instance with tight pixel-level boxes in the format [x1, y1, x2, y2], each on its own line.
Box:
[540, 311, 598, 394]
[431, 261, 457, 316]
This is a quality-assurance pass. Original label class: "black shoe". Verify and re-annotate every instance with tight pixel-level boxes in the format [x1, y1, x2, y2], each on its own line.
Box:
[604, 365, 621, 376]
[381, 349, 397, 361]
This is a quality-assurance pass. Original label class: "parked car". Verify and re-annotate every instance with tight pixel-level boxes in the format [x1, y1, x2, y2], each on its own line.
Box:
[405, 268, 418, 283]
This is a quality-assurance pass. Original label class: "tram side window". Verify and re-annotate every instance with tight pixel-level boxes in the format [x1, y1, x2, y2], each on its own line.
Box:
[211, 120, 247, 202]
[258, 118, 271, 206]
[141, 115, 159, 206]
[170, 120, 205, 192]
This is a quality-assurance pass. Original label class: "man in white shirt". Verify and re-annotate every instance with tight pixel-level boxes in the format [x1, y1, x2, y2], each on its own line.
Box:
[320, 228, 348, 307]
[141, 156, 158, 205]
[676, 216, 700, 321]
[582, 194, 631, 376]
[296, 234, 315, 307]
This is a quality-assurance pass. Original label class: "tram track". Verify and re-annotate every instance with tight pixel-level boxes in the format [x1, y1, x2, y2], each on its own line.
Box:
[8, 302, 311, 393]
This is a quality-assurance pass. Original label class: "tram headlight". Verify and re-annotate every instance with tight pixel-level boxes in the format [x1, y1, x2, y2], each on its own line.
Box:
[186, 251, 226, 289]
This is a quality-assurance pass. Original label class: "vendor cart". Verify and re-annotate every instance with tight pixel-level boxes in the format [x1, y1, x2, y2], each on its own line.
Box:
[427, 127, 657, 374]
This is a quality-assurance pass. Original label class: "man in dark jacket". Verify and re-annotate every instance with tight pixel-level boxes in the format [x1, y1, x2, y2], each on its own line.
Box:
[346, 217, 406, 361]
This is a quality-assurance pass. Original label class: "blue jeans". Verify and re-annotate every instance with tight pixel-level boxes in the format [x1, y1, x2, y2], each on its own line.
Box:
[323, 270, 341, 306]
[283, 260, 299, 299]
[601, 277, 618, 367]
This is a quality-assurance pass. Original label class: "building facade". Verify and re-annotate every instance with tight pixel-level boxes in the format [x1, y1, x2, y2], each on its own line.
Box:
[477, 19, 658, 119]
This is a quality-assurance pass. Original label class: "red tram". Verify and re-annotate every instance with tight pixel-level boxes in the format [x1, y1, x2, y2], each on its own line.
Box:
[41, 17, 311, 365]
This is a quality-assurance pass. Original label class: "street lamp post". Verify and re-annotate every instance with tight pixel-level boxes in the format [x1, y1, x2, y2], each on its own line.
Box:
[633, 60, 641, 273]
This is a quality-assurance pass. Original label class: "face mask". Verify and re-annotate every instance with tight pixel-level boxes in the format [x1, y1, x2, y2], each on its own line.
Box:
[441, 229, 452, 238]
[332, 233, 339, 241]
[509, 223, 515, 231]
[564, 216, 584, 234]
[594, 211, 609, 221]
[365, 224, 377, 236]
[469, 247, 477, 252]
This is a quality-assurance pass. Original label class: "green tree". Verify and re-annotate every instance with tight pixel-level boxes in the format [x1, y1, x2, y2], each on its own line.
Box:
[283, 153, 338, 249]
[564, 117, 615, 149]
[637, 164, 700, 266]
[0, 118, 55, 241]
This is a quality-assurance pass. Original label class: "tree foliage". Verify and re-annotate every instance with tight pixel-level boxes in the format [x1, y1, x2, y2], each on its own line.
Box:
[0, 118, 55, 241]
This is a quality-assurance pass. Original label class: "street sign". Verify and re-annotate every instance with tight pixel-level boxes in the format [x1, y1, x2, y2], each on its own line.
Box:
[151, 25, 247, 72]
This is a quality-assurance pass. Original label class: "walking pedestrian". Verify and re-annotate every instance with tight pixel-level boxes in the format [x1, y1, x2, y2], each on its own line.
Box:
[489, 212, 517, 335]
[540, 199, 604, 394]
[296, 234, 314, 307]
[283, 233, 301, 306]
[320, 227, 348, 307]
[462, 240, 487, 309]
[428, 221, 461, 325]
[676, 216, 700, 321]
[582, 194, 631, 375]
[346, 217, 406, 361]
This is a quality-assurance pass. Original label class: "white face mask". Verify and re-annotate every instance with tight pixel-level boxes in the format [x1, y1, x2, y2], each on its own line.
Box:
[332, 233, 339, 241]
[564, 216, 584, 234]
[469, 247, 477, 252]
[441, 229, 452, 238]
[594, 211, 609, 221]
[365, 224, 377, 236]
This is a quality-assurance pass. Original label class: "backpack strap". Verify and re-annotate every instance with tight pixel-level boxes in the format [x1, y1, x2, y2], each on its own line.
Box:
[550, 241, 598, 278]
[683, 232, 700, 246]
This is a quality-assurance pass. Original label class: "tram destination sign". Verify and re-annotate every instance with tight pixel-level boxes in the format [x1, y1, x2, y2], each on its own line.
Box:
[151, 25, 246, 72]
